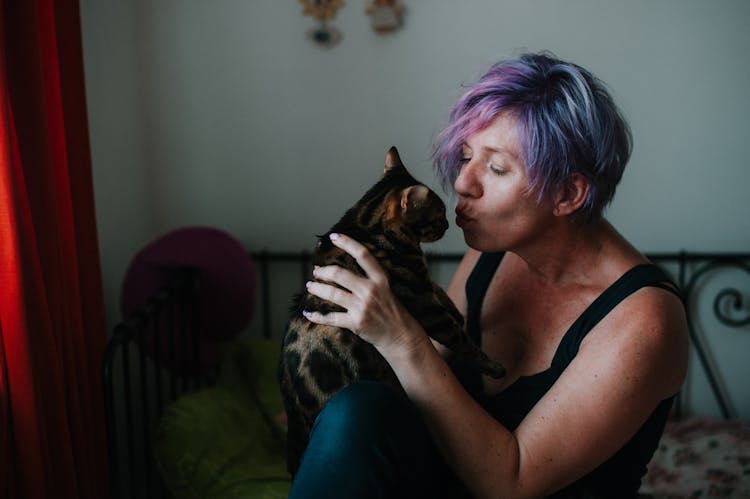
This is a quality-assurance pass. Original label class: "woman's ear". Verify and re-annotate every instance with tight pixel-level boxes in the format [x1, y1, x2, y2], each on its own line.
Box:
[553, 173, 590, 217]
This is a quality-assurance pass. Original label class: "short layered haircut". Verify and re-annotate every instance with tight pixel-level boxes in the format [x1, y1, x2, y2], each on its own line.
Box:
[433, 52, 632, 223]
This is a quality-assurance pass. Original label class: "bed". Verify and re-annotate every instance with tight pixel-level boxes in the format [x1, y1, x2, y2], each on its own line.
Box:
[103, 233, 750, 499]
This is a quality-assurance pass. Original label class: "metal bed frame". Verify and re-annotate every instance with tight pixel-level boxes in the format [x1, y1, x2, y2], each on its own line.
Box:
[102, 251, 749, 499]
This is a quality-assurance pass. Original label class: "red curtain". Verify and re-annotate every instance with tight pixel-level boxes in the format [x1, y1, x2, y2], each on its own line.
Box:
[0, 0, 109, 498]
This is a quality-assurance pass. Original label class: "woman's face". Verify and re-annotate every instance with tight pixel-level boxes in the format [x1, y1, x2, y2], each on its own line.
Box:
[454, 113, 555, 252]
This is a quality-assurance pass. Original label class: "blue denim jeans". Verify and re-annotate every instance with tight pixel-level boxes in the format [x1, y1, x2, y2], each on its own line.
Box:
[288, 381, 468, 499]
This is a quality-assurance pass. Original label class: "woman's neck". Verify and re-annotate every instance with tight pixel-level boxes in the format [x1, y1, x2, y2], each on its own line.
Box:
[510, 218, 625, 286]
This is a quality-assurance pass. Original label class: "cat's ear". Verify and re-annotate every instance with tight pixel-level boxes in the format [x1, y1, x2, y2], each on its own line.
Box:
[400, 185, 429, 211]
[384, 146, 403, 173]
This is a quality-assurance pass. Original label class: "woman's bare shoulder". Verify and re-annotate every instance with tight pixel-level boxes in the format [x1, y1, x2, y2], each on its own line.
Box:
[583, 278, 689, 398]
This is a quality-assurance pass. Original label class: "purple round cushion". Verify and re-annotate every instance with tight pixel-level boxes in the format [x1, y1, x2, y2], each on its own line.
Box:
[120, 227, 256, 372]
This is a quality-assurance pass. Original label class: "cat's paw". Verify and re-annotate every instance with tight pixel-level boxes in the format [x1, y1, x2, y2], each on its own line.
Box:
[479, 360, 506, 379]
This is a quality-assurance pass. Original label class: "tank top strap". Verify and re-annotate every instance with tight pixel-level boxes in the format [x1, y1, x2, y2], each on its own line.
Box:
[465, 252, 505, 344]
[552, 263, 681, 368]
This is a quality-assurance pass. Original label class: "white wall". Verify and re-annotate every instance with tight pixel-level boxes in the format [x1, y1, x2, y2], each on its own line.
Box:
[80, 1, 750, 416]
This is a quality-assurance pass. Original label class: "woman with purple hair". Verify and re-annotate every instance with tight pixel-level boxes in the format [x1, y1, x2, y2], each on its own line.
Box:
[293, 52, 688, 498]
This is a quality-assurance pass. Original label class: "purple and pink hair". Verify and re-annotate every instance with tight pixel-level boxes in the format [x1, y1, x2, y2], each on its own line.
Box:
[432, 52, 632, 223]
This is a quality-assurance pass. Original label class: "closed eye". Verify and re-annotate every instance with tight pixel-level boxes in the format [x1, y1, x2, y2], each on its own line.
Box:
[460, 143, 472, 165]
[488, 163, 507, 176]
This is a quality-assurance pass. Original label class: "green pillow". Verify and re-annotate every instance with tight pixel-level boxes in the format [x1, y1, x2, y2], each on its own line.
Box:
[153, 338, 291, 499]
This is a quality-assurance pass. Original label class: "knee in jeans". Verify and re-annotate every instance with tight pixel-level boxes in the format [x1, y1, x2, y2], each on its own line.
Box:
[315, 381, 411, 438]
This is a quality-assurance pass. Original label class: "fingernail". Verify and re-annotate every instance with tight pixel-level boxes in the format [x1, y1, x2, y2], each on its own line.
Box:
[305, 281, 312, 289]
[329, 233, 339, 241]
[302, 310, 311, 318]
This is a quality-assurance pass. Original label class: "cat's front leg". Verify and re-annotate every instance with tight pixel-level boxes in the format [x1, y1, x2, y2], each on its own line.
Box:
[425, 281, 506, 379]
[430, 281, 465, 325]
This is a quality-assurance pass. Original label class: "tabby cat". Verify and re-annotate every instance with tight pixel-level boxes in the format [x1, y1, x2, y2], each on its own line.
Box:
[278, 146, 505, 475]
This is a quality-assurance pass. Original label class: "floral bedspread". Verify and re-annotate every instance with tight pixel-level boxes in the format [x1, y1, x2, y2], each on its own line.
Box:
[639, 417, 750, 498]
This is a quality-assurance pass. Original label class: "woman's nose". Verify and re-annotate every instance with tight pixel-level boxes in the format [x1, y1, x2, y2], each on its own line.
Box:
[454, 160, 482, 198]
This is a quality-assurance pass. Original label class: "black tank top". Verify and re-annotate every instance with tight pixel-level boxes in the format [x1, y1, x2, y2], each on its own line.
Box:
[455, 252, 679, 497]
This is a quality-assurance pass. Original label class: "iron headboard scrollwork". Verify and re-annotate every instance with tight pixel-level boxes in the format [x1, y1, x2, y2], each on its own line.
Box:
[103, 268, 206, 499]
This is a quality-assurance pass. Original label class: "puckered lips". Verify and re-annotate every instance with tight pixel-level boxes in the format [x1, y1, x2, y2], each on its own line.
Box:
[455, 205, 474, 229]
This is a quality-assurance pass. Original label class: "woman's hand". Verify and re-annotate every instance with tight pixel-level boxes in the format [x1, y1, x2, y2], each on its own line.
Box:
[303, 233, 426, 355]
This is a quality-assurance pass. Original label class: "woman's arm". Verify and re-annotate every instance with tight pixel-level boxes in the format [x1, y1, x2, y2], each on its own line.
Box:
[304, 234, 688, 498]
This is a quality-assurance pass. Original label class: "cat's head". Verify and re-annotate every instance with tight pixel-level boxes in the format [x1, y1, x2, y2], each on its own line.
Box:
[380, 146, 449, 243]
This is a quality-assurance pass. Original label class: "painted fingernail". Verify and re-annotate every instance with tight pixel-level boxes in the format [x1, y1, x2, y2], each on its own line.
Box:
[329, 233, 339, 241]
[305, 281, 312, 289]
